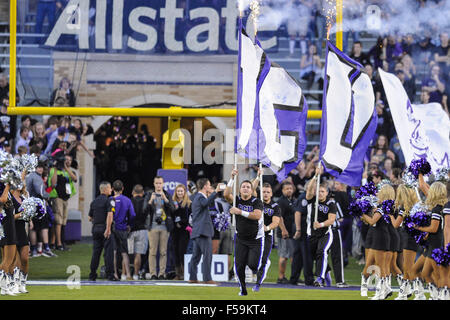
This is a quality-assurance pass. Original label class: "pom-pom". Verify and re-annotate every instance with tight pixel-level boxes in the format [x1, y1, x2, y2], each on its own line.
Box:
[18, 154, 38, 174]
[434, 167, 449, 183]
[381, 200, 395, 224]
[431, 247, 449, 267]
[0, 210, 5, 240]
[377, 179, 392, 191]
[18, 197, 47, 221]
[403, 202, 430, 245]
[348, 195, 378, 218]
[212, 211, 230, 232]
[402, 171, 418, 189]
[408, 158, 431, 179]
[355, 182, 377, 198]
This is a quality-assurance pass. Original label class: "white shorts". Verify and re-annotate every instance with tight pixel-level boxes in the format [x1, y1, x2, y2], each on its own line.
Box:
[127, 229, 149, 255]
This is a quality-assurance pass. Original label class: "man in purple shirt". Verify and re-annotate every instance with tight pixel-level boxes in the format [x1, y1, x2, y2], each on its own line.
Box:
[111, 180, 136, 281]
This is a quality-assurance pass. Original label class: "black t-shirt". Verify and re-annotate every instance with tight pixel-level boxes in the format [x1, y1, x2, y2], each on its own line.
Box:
[334, 191, 350, 219]
[235, 195, 264, 241]
[0, 110, 16, 141]
[306, 196, 337, 237]
[277, 195, 298, 238]
[262, 200, 281, 237]
[443, 201, 450, 217]
[131, 195, 148, 231]
[89, 194, 115, 225]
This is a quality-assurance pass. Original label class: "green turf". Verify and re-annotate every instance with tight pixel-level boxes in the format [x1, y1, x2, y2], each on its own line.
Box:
[0, 285, 366, 300]
[25, 242, 365, 285]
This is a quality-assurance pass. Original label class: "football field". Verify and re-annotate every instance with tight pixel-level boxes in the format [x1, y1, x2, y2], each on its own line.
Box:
[1, 242, 409, 300]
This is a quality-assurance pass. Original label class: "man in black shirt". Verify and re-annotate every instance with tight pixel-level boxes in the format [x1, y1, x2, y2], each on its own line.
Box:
[129, 184, 149, 280]
[251, 175, 280, 292]
[88, 181, 116, 281]
[305, 168, 337, 287]
[225, 171, 263, 296]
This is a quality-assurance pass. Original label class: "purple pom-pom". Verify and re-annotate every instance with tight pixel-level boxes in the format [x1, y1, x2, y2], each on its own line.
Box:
[408, 158, 431, 179]
[432, 247, 449, 266]
[403, 203, 431, 245]
[355, 182, 377, 199]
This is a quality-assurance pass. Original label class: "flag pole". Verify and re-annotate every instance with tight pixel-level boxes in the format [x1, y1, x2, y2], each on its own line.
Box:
[259, 163, 263, 200]
[313, 162, 321, 229]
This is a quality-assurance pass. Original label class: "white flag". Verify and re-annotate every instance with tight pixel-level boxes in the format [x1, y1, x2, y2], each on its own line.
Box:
[379, 69, 450, 171]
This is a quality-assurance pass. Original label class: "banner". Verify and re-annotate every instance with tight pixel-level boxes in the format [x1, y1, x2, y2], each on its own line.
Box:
[320, 41, 377, 186]
[235, 22, 308, 182]
[156, 169, 188, 196]
[378, 69, 450, 170]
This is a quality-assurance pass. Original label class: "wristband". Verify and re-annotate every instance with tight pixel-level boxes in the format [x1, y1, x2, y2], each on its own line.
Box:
[320, 222, 324, 228]
[241, 210, 249, 218]
[227, 178, 234, 188]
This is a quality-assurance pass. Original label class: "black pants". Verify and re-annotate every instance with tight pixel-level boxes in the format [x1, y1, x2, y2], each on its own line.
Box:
[329, 228, 345, 284]
[289, 234, 314, 285]
[308, 231, 334, 280]
[173, 227, 190, 268]
[89, 224, 114, 280]
[256, 234, 273, 286]
[234, 235, 263, 292]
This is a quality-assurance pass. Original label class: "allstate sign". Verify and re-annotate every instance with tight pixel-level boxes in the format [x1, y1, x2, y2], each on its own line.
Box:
[44, 0, 279, 54]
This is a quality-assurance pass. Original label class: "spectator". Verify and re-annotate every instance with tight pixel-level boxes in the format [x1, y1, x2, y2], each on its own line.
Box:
[16, 116, 33, 142]
[433, 32, 449, 79]
[368, 36, 388, 70]
[50, 77, 76, 107]
[381, 157, 394, 179]
[15, 127, 31, 154]
[385, 35, 403, 68]
[111, 180, 135, 281]
[420, 90, 431, 104]
[299, 43, 323, 90]
[26, 161, 55, 258]
[48, 151, 77, 251]
[374, 100, 391, 140]
[50, 127, 68, 154]
[35, 1, 63, 36]
[388, 134, 405, 169]
[43, 117, 60, 154]
[188, 178, 221, 285]
[411, 36, 435, 74]
[172, 184, 192, 280]
[421, 64, 446, 104]
[288, 161, 311, 198]
[349, 41, 370, 66]
[145, 176, 174, 280]
[0, 104, 16, 147]
[401, 34, 415, 56]
[30, 122, 47, 151]
[0, 73, 20, 107]
[395, 69, 416, 102]
[129, 184, 149, 280]
[370, 134, 396, 165]
[287, 0, 313, 57]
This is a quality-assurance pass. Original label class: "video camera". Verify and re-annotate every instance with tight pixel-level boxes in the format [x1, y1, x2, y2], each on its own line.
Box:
[48, 151, 66, 170]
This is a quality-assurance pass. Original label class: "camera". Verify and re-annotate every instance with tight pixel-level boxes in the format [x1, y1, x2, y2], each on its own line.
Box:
[48, 152, 66, 170]
[155, 216, 163, 225]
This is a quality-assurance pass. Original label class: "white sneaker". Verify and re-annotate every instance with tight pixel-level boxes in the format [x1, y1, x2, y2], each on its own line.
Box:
[121, 274, 127, 281]
[413, 279, 426, 300]
[404, 279, 412, 297]
[383, 277, 393, 299]
[370, 277, 382, 300]
[11, 268, 21, 295]
[428, 283, 438, 300]
[439, 286, 449, 300]
[145, 273, 151, 280]
[395, 281, 408, 300]
[132, 275, 139, 281]
[396, 274, 403, 287]
[19, 272, 28, 293]
[360, 274, 368, 297]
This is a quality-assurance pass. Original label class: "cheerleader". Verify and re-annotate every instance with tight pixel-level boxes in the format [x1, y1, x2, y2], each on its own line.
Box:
[10, 182, 30, 294]
[361, 184, 395, 300]
[360, 216, 375, 297]
[414, 182, 446, 300]
[391, 184, 419, 300]
[0, 183, 17, 296]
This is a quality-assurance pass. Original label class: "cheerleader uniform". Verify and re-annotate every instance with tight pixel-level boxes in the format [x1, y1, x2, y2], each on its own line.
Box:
[423, 205, 444, 258]
[398, 207, 419, 252]
[388, 210, 401, 253]
[12, 195, 29, 249]
[0, 193, 16, 247]
[370, 208, 391, 251]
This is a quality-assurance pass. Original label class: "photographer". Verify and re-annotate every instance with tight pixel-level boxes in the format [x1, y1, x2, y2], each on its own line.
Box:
[48, 151, 77, 251]
[144, 176, 174, 280]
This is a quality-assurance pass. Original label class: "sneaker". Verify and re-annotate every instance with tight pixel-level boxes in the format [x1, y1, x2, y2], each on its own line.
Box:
[336, 282, 349, 288]
[120, 274, 127, 281]
[132, 275, 139, 281]
[30, 250, 41, 258]
[238, 289, 248, 296]
[360, 274, 368, 297]
[145, 273, 151, 280]
[56, 246, 65, 251]
[19, 272, 28, 294]
[276, 277, 289, 284]
[158, 275, 165, 280]
[314, 277, 324, 287]
[42, 249, 56, 258]
[324, 271, 332, 287]
[150, 275, 158, 280]
[252, 285, 260, 292]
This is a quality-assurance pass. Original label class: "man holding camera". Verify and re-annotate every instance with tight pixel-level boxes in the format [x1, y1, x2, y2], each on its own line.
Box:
[145, 176, 174, 280]
[48, 152, 77, 251]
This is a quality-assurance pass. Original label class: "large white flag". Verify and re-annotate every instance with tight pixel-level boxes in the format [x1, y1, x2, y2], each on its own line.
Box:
[379, 69, 450, 170]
